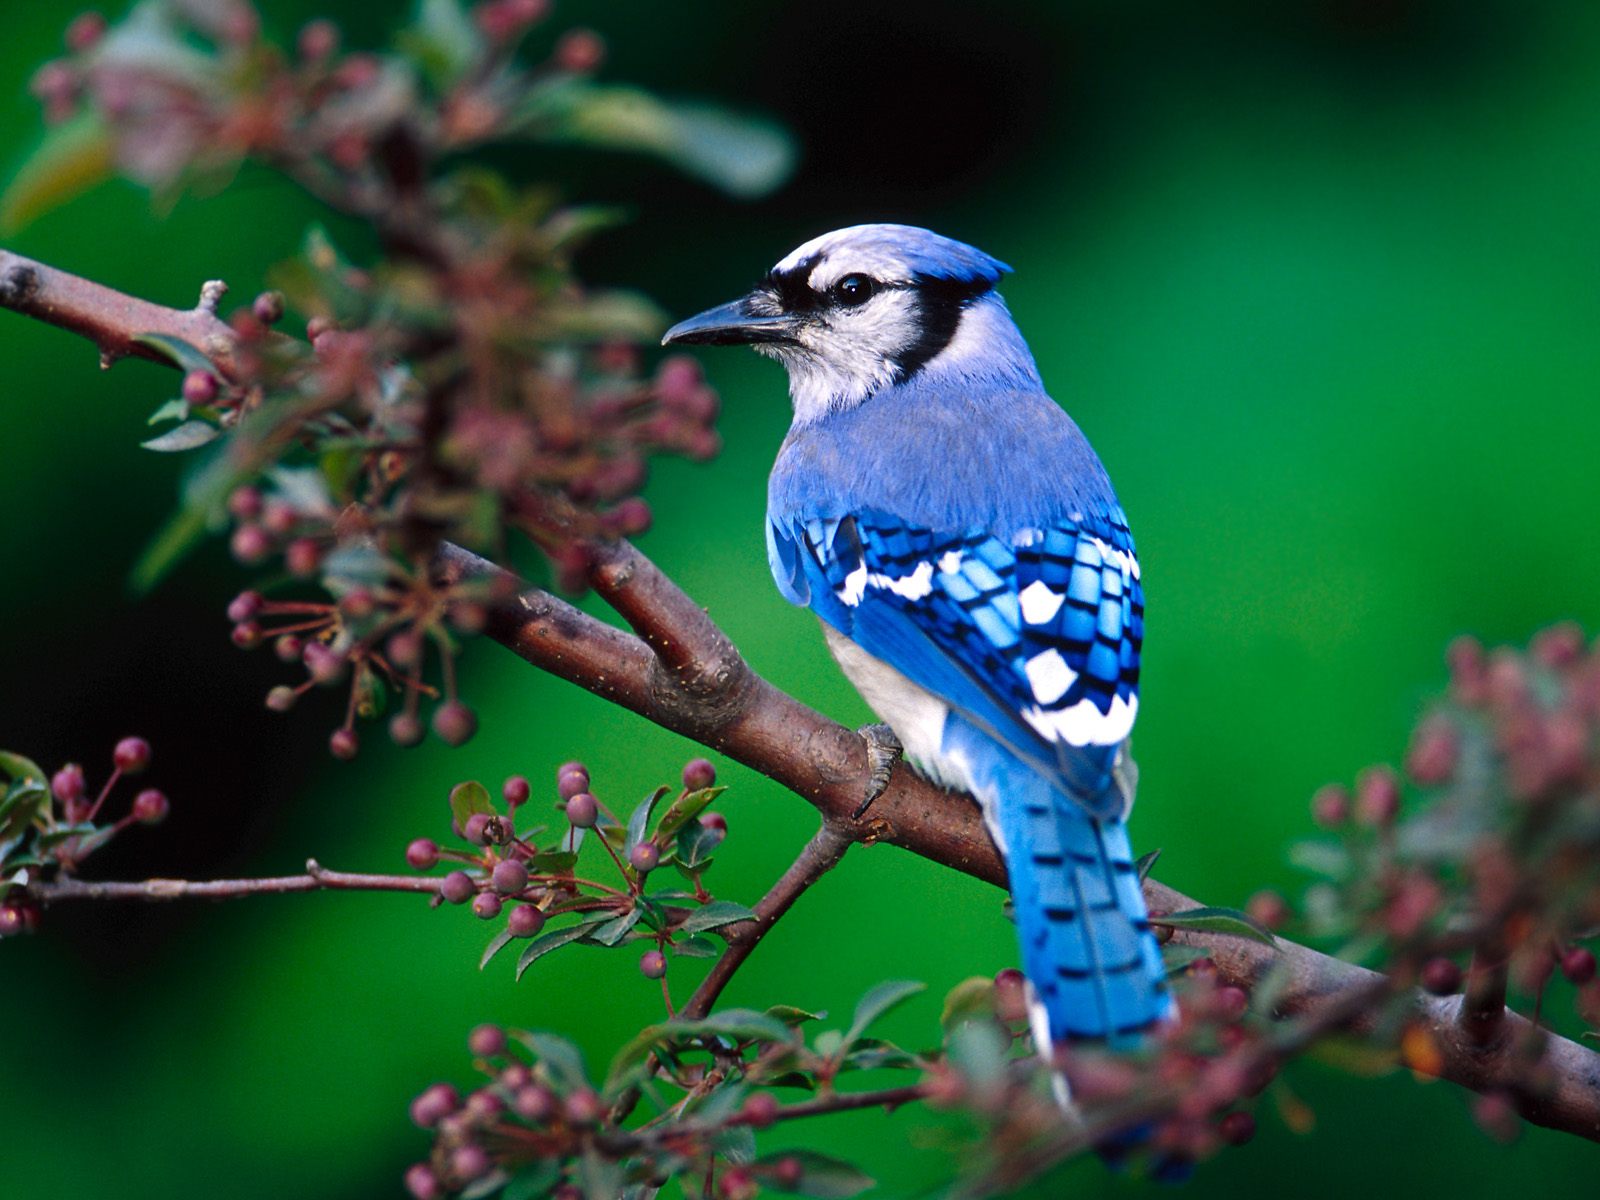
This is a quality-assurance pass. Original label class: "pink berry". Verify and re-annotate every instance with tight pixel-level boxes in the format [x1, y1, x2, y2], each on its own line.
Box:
[502, 776, 531, 807]
[181, 370, 218, 405]
[265, 686, 297, 713]
[409, 1082, 460, 1128]
[406, 839, 440, 870]
[566, 793, 598, 828]
[432, 701, 477, 747]
[508, 905, 545, 937]
[132, 789, 169, 824]
[739, 1092, 777, 1129]
[50, 763, 85, 806]
[440, 871, 475, 905]
[468, 1024, 506, 1057]
[389, 713, 425, 747]
[472, 892, 502, 920]
[403, 1163, 441, 1200]
[628, 842, 659, 873]
[113, 736, 151, 774]
[226, 590, 263, 623]
[491, 860, 528, 895]
[639, 949, 667, 979]
[329, 728, 359, 760]
[682, 758, 716, 790]
[1562, 947, 1597, 985]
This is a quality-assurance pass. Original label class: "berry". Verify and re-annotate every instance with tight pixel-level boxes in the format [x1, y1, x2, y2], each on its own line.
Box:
[566, 792, 598, 828]
[65, 11, 107, 53]
[468, 1024, 506, 1057]
[433, 701, 478, 746]
[403, 1163, 441, 1200]
[409, 1082, 460, 1128]
[1474, 1091, 1520, 1143]
[472, 892, 502, 920]
[286, 538, 322, 578]
[274, 635, 304, 663]
[611, 497, 651, 536]
[0, 905, 27, 937]
[503, 775, 531, 807]
[450, 1144, 492, 1182]
[682, 758, 716, 790]
[1310, 783, 1350, 829]
[1421, 957, 1462, 995]
[554, 28, 605, 72]
[718, 1166, 757, 1200]
[639, 949, 667, 979]
[492, 859, 529, 895]
[563, 1088, 604, 1126]
[771, 1158, 804, 1189]
[1215, 986, 1250, 1021]
[231, 621, 263, 650]
[387, 629, 424, 668]
[297, 18, 339, 61]
[227, 487, 263, 520]
[1245, 890, 1288, 931]
[1219, 1110, 1255, 1145]
[182, 370, 218, 405]
[465, 1089, 504, 1119]
[508, 905, 545, 937]
[132, 789, 169, 824]
[1562, 947, 1598, 985]
[303, 642, 347, 686]
[463, 812, 495, 846]
[265, 686, 297, 713]
[113, 737, 151, 774]
[339, 587, 377, 619]
[262, 500, 297, 536]
[389, 713, 425, 747]
[702, 812, 728, 836]
[1355, 766, 1401, 827]
[557, 768, 589, 801]
[628, 842, 659, 873]
[252, 290, 285, 325]
[740, 1091, 778, 1129]
[226, 590, 263, 623]
[512, 1084, 555, 1122]
[406, 838, 440, 870]
[50, 763, 85, 806]
[329, 728, 359, 760]
[440, 871, 475, 905]
[994, 967, 1029, 1023]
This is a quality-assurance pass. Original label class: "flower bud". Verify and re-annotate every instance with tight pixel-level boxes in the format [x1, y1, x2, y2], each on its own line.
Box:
[132, 788, 169, 824]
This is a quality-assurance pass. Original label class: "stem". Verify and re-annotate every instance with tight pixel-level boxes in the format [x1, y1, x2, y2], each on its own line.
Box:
[682, 821, 852, 1020]
[32, 859, 442, 903]
[1460, 936, 1510, 1047]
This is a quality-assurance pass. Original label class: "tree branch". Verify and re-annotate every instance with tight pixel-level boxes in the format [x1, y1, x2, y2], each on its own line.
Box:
[682, 819, 853, 1020]
[6, 246, 1600, 1146]
[31, 858, 442, 902]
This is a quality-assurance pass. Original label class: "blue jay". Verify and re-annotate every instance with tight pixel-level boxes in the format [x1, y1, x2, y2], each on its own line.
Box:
[663, 224, 1171, 1053]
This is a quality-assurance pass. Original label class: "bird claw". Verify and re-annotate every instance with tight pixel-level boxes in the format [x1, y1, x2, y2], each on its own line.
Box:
[853, 722, 902, 820]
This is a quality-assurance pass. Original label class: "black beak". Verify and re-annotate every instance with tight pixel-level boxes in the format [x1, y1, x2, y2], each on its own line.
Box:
[661, 295, 799, 347]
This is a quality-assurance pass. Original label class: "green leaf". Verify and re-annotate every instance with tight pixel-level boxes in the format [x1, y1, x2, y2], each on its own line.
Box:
[1150, 905, 1277, 946]
[524, 848, 578, 873]
[397, 0, 484, 88]
[946, 1019, 1008, 1090]
[146, 398, 190, 426]
[842, 980, 924, 1051]
[714, 1124, 757, 1166]
[0, 112, 115, 234]
[514, 918, 606, 980]
[37, 822, 98, 849]
[140, 420, 220, 453]
[588, 906, 643, 946]
[653, 785, 724, 844]
[939, 976, 996, 1033]
[1134, 848, 1161, 883]
[502, 1162, 561, 1200]
[675, 818, 723, 871]
[669, 934, 718, 958]
[757, 1150, 875, 1198]
[0, 779, 48, 842]
[514, 82, 796, 198]
[625, 785, 669, 853]
[479, 927, 515, 970]
[133, 332, 216, 376]
[0, 751, 48, 784]
[841, 1039, 919, 1071]
[694, 1009, 794, 1043]
[449, 780, 493, 830]
[517, 1031, 590, 1090]
[679, 899, 756, 935]
[767, 1004, 824, 1027]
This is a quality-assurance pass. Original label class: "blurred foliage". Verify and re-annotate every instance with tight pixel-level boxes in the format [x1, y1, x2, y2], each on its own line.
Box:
[2, 0, 1600, 1198]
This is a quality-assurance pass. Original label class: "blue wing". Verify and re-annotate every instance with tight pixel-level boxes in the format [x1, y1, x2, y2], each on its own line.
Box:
[768, 508, 1143, 817]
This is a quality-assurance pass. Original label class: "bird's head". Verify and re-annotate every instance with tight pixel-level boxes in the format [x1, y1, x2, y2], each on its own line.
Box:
[663, 224, 1033, 422]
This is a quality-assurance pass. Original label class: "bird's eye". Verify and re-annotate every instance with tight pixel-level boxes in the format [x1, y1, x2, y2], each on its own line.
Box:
[833, 274, 876, 307]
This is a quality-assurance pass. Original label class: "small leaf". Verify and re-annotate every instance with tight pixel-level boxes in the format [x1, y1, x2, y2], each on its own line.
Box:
[767, 1005, 824, 1027]
[480, 927, 516, 970]
[757, 1149, 875, 1198]
[515, 918, 605, 980]
[653, 785, 724, 844]
[502, 1162, 561, 1200]
[675, 818, 724, 871]
[147, 398, 190, 425]
[939, 976, 996, 1033]
[679, 899, 756, 935]
[449, 780, 493, 830]
[714, 1124, 757, 1166]
[0, 751, 48, 784]
[842, 980, 925, 1051]
[132, 332, 216, 375]
[625, 785, 669, 853]
[524, 848, 577, 873]
[0, 112, 115, 234]
[669, 934, 718, 958]
[517, 1031, 590, 1090]
[1150, 905, 1278, 946]
[1134, 848, 1161, 883]
[946, 1019, 1008, 1090]
[397, 0, 484, 88]
[589, 906, 643, 947]
[693, 1009, 795, 1044]
[140, 420, 220, 453]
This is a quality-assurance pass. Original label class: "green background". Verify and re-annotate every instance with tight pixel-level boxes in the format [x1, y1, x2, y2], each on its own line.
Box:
[2, 1, 1597, 1196]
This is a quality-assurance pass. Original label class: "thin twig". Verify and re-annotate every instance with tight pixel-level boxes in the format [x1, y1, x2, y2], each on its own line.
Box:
[682, 821, 853, 1020]
[32, 859, 442, 902]
[1460, 936, 1511, 1047]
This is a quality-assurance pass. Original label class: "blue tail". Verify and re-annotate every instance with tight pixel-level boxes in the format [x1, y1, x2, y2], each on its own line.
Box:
[952, 722, 1171, 1046]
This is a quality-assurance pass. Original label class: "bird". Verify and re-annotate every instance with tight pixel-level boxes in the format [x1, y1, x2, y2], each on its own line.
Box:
[662, 223, 1171, 1058]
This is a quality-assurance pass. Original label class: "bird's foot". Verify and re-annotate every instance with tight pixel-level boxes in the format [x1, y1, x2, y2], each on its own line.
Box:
[853, 722, 903, 820]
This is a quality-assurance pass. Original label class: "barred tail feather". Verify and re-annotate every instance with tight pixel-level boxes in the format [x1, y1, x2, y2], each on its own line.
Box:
[994, 774, 1171, 1047]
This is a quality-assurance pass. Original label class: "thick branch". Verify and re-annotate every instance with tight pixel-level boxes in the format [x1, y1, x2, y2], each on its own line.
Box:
[32, 859, 441, 902]
[682, 819, 853, 1020]
[7, 247, 1600, 1145]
